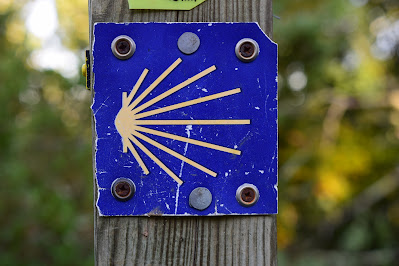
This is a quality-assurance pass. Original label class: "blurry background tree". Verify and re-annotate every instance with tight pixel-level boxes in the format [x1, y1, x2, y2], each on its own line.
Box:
[0, 0, 398, 265]
[0, 0, 93, 265]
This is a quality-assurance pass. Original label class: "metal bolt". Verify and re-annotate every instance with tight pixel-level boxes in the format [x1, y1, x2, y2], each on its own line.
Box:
[241, 187, 256, 202]
[111, 35, 136, 60]
[235, 38, 259, 62]
[111, 178, 136, 201]
[116, 39, 130, 54]
[240, 42, 255, 57]
[189, 187, 212, 211]
[236, 183, 259, 206]
[178, 32, 200, 55]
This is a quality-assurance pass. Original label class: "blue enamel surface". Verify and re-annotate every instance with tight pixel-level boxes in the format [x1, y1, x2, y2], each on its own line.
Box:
[92, 23, 277, 216]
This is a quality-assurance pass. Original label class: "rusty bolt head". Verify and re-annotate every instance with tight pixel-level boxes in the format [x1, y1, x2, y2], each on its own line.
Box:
[111, 178, 135, 201]
[236, 183, 259, 207]
[240, 42, 255, 58]
[111, 35, 136, 60]
[116, 39, 131, 55]
[115, 182, 131, 197]
[241, 187, 256, 203]
[235, 38, 259, 63]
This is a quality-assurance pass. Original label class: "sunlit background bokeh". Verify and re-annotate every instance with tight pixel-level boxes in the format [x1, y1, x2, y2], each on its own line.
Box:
[0, 0, 398, 265]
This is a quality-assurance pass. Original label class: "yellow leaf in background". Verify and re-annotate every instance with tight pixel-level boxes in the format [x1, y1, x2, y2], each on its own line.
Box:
[280, 203, 298, 227]
[0, 0, 13, 13]
[6, 19, 26, 45]
[388, 90, 399, 110]
[277, 224, 295, 249]
[352, 34, 385, 102]
[277, 203, 298, 248]
[319, 125, 372, 179]
[56, 0, 89, 49]
[43, 83, 63, 106]
[315, 172, 351, 211]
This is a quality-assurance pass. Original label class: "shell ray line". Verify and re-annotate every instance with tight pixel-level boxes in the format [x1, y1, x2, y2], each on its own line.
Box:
[133, 119, 251, 125]
[133, 88, 241, 119]
[131, 65, 217, 113]
[128, 58, 182, 110]
[125, 68, 149, 106]
[128, 134, 183, 185]
[133, 125, 241, 155]
[125, 137, 149, 175]
[122, 136, 128, 153]
[132, 130, 218, 177]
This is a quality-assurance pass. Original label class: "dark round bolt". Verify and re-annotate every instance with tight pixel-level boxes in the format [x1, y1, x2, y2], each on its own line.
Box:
[115, 182, 131, 197]
[116, 39, 131, 55]
[241, 187, 256, 203]
[239, 42, 255, 58]
[111, 35, 136, 60]
[236, 183, 259, 207]
[111, 178, 135, 201]
[235, 38, 259, 63]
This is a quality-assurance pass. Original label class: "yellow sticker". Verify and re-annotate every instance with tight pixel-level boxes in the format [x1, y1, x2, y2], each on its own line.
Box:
[128, 0, 207, 10]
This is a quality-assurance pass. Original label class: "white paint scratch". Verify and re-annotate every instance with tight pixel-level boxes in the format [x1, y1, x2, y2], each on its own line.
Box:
[148, 190, 167, 197]
[239, 130, 251, 144]
[222, 204, 232, 214]
[174, 184, 180, 215]
[93, 96, 110, 115]
[178, 125, 192, 177]
[175, 125, 193, 214]
[268, 147, 277, 173]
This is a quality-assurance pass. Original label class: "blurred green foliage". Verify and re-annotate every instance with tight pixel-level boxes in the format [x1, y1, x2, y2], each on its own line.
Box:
[0, 1, 93, 265]
[0, 0, 398, 265]
[275, 0, 399, 265]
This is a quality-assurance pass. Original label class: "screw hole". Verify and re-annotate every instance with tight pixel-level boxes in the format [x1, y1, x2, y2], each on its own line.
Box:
[235, 38, 259, 62]
[236, 184, 259, 206]
[111, 35, 136, 60]
[111, 178, 135, 201]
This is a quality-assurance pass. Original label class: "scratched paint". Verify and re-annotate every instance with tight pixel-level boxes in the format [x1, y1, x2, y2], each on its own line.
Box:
[92, 23, 278, 216]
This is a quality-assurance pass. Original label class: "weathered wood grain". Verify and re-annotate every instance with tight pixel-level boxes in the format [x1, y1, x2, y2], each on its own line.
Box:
[89, 0, 276, 265]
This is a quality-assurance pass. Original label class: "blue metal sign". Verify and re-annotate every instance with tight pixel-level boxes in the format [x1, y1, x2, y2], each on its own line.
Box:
[92, 22, 277, 216]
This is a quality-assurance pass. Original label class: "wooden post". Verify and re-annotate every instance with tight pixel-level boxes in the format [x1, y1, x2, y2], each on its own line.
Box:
[89, 0, 276, 265]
